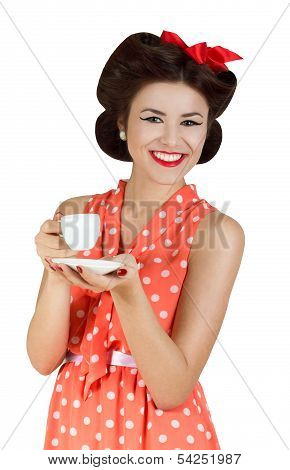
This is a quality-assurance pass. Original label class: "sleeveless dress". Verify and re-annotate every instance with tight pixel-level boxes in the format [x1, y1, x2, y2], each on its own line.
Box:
[43, 178, 221, 450]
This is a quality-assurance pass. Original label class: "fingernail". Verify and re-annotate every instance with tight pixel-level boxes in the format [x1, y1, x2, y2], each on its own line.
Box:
[76, 266, 83, 273]
[117, 268, 127, 276]
[56, 265, 63, 272]
[50, 265, 56, 271]
[45, 257, 50, 263]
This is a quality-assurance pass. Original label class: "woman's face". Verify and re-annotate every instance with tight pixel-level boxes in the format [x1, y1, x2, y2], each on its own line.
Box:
[118, 81, 209, 185]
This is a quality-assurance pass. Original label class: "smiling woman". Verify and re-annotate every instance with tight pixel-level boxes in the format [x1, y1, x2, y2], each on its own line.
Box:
[39, 30, 244, 451]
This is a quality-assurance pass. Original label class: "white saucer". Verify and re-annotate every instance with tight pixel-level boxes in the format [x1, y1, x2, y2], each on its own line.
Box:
[50, 257, 123, 275]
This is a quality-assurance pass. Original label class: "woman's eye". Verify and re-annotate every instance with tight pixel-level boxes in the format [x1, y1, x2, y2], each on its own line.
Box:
[140, 116, 202, 126]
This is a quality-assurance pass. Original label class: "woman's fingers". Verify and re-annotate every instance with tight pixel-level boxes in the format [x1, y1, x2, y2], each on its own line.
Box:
[76, 266, 117, 291]
[56, 264, 101, 292]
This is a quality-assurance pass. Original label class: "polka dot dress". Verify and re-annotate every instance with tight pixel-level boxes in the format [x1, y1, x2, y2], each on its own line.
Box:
[43, 179, 221, 450]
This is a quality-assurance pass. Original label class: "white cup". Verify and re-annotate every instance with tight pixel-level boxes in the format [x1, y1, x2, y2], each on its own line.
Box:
[60, 213, 100, 251]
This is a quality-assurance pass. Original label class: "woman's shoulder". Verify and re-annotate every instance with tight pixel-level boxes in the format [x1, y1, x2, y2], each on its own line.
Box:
[190, 207, 245, 255]
[54, 194, 93, 217]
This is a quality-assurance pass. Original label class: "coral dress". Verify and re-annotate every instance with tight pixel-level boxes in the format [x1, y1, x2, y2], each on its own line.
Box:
[43, 178, 221, 450]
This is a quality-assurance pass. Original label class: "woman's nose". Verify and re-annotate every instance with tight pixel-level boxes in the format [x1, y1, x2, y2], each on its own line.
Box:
[159, 127, 180, 147]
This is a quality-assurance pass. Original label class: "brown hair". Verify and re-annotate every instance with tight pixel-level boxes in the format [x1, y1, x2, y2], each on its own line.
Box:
[95, 32, 238, 164]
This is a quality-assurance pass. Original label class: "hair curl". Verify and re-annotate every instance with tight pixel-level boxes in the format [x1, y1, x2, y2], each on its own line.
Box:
[95, 32, 238, 164]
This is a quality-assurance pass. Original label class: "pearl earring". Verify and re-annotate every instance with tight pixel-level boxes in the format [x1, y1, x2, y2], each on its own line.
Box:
[119, 130, 127, 141]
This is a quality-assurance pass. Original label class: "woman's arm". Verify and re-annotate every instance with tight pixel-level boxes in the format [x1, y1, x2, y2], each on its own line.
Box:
[111, 211, 245, 411]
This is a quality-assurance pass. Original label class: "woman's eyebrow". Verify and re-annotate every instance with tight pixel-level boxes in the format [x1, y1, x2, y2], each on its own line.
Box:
[140, 108, 203, 118]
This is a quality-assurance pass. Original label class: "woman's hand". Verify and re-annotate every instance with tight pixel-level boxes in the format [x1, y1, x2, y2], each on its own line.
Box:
[55, 253, 140, 293]
[34, 211, 79, 284]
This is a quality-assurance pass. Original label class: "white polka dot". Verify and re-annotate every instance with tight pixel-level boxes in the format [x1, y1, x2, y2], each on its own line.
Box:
[183, 408, 191, 416]
[65, 371, 70, 379]
[159, 210, 166, 219]
[91, 354, 99, 363]
[186, 435, 195, 444]
[69, 427, 77, 436]
[149, 244, 155, 250]
[155, 409, 164, 416]
[95, 432, 102, 441]
[71, 336, 80, 344]
[197, 390, 202, 398]
[51, 438, 59, 446]
[83, 250, 91, 256]
[76, 310, 85, 318]
[120, 407, 124, 416]
[171, 419, 180, 428]
[197, 423, 205, 432]
[53, 411, 60, 419]
[119, 435, 125, 444]
[109, 227, 117, 235]
[56, 384, 62, 392]
[153, 257, 162, 263]
[160, 227, 167, 235]
[84, 416, 91, 425]
[60, 425, 66, 433]
[175, 217, 183, 223]
[197, 405, 201, 414]
[193, 216, 200, 223]
[158, 434, 167, 443]
[164, 238, 172, 247]
[86, 333, 93, 341]
[160, 310, 168, 319]
[172, 249, 179, 256]
[111, 206, 118, 214]
[61, 398, 67, 406]
[180, 260, 187, 268]
[147, 421, 152, 430]
[138, 379, 145, 387]
[206, 431, 212, 440]
[82, 444, 90, 450]
[140, 406, 145, 415]
[151, 294, 160, 302]
[170, 285, 179, 293]
[161, 269, 170, 277]
[73, 400, 81, 408]
[125, 420, 134, 429]
[96, 404, 102, 413]
[93, 326, 99, 335]
[142, 229, 150, 236]
[107, 391, 115, 400]
[105, 419, 115, 428]
[142, 276, 151, 284]
[176, 194, 183, 203]
[127, 393, 135, 401]
[187, 236, 193, 245]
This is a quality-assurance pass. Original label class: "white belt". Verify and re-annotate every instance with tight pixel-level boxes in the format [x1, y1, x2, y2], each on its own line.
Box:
[65, 349, 137, 368]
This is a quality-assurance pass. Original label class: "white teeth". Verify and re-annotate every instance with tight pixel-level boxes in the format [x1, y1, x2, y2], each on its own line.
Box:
[152, 151, 183, 162]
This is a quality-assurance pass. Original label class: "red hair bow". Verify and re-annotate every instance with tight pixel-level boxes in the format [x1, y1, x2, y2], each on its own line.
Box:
[160, 30, 243, 73]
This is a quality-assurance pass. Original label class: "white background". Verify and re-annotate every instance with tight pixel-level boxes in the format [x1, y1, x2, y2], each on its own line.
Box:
[0, 0, 289, 463]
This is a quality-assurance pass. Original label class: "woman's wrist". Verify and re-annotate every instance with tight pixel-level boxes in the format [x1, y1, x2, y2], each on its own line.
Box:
[110, 273, 142, 297]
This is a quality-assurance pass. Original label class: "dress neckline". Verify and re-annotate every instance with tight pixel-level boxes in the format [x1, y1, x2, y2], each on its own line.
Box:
[114, 178, 199, 255]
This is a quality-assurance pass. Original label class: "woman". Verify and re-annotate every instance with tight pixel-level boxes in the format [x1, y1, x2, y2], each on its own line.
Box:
[29, 31, 245, 450]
